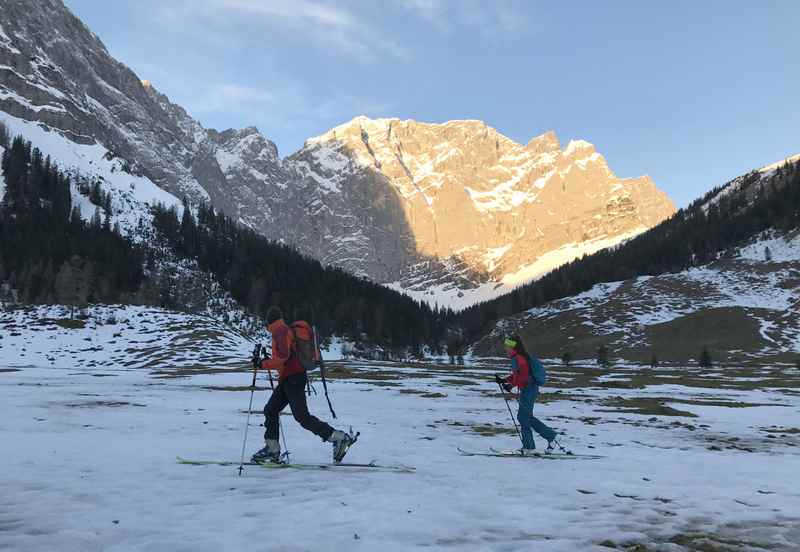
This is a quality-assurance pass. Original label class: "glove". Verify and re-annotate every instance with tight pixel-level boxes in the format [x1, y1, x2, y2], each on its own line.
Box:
[494, 374, 505, 385]
[502, 383, 513, 392]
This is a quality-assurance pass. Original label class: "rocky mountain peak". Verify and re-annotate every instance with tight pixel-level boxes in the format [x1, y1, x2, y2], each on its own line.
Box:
[526, 130, 561, 154]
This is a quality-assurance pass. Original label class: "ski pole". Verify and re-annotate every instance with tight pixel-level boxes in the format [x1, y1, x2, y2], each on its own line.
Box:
[317, 352, 336, 419]
[497, 381, 522, 443]
[311, 306, 336, 418]
[264, 356, 290, 462]
[238, 343, 261, 476]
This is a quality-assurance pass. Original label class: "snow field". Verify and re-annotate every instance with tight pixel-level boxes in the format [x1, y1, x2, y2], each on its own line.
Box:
[2, 358, 799, 551]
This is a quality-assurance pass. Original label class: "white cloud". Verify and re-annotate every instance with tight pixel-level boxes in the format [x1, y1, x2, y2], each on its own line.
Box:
[395, 0, 530, 36]
[189, 83, 277, 115]
[200, 0, 411, 63]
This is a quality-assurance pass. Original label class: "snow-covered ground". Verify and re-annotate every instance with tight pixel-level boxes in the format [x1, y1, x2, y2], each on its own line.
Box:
[2, 354, 799, 550]
[0, 304, 356, 371]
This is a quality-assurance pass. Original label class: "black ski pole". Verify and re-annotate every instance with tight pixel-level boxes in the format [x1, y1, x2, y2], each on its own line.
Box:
[238, 343, 261, 476]
[317, 352, 336, 419]
[310, 306, 336, 418]
[497, 380, 522, 443]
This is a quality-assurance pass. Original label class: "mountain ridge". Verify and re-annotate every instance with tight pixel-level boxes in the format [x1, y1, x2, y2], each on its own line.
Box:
[0, 0, 675, 309]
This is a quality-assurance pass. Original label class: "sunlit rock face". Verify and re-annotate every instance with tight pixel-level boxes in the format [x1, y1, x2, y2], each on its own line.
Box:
[292, 117, 675, 304]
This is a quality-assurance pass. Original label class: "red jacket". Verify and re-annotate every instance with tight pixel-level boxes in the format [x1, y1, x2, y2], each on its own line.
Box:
[260, 319, 304, 382]
[505, 351, 530, 389]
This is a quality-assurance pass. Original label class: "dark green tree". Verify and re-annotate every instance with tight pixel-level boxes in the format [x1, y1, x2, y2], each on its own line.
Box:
[596, 344, 609, 367]
[699, 346, 712, 368]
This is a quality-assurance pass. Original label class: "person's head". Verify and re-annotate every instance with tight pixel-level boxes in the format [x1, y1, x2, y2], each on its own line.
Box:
[503, 334, 528, 358]
[266, 305, 283, 325]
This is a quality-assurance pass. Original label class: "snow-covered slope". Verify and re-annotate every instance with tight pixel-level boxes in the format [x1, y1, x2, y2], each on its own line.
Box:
[1, 114, 183, 235]
[474, 230, 800, 363]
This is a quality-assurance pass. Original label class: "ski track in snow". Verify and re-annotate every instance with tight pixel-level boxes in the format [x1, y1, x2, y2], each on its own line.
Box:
[2, 348, 800, 550]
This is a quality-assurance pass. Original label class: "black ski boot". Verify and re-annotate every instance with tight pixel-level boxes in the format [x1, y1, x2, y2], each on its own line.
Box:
[251, 439, 282, 464]
[545, 437, 571, 455]
[328, 428, 359, 463]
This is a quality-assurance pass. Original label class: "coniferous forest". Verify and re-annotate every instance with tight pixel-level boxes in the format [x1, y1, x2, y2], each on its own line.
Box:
[0, 134, 144, 306]
[149, 201, 451, 353]
[458, 159, 800, 341]
[0, 129, 451, 354]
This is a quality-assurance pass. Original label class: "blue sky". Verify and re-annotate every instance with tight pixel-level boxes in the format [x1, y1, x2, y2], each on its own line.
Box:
[64, 0, 798, 207]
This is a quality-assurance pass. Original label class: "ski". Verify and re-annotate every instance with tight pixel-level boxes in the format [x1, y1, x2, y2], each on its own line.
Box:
[176, 456, 415, 473]
[489, 446, 604, 459]
[457, 447, 604, 460]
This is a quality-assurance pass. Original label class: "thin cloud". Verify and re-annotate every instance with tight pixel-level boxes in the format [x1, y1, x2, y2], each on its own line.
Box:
[189, 83, 277, 115]
[200, 0, 412, 63]
[395, 0, 530, 36]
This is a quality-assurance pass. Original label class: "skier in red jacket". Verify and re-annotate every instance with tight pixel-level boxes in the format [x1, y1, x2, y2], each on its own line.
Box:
[495, 334, 561, 454]
[251, 306, 355, 464]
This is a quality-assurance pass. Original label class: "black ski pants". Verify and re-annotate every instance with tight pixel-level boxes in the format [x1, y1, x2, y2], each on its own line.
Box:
[263, 372, 334, 442]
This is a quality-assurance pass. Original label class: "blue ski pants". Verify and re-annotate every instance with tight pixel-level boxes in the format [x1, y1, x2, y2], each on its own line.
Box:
[518, 384, 557, 449]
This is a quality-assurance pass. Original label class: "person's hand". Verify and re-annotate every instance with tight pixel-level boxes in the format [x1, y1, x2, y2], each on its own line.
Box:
[494, 374, 505, 385]
[502, 383, 513, 392]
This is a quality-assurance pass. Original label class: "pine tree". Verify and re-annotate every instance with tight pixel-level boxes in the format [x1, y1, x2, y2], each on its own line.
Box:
[561, 350, 572, 366]
[90, 181, 102, 206]
[699, 346, 712, 368]
[596, 344, 609, 367]
[764, 246, 772, 262]
[0, 120, 9, 148]
[55, 255, 90, 319]
[650, 353, 659, 368]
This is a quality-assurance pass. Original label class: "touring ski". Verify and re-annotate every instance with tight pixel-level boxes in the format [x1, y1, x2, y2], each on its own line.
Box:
[176, 456, 415, 473]
[457, 447, 604, 460]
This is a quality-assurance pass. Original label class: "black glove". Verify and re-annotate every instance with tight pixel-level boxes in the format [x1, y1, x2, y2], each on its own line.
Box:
[494, 374, 505, 385]
[250, 344, 262, 367]
[502, 383, 513, 392]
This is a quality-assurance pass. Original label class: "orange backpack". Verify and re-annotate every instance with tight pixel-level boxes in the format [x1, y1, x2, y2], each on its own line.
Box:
[290, 320, 318, 371]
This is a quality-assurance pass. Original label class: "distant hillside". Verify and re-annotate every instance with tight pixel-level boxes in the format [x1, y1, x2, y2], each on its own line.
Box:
[471, 229, 800, 365]
[461, 154, 800, 350]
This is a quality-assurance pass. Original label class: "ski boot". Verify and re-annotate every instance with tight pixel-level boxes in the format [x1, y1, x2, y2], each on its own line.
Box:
[545, 437, 571, 455]
[520, 448, 537, 457]
[328, 428, 359, 463]
[251, 439, 282, 464]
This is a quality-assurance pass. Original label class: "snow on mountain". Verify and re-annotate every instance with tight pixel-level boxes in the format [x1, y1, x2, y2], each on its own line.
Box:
[0, 0, 676, 310]
[702, 153, 800, 214]
[1, 114, 183, 232]
[295, 116, 675, 307]
[388, 226, 649, 310]
[474, 229, 800, 362]
[760, 153, 800, 176]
